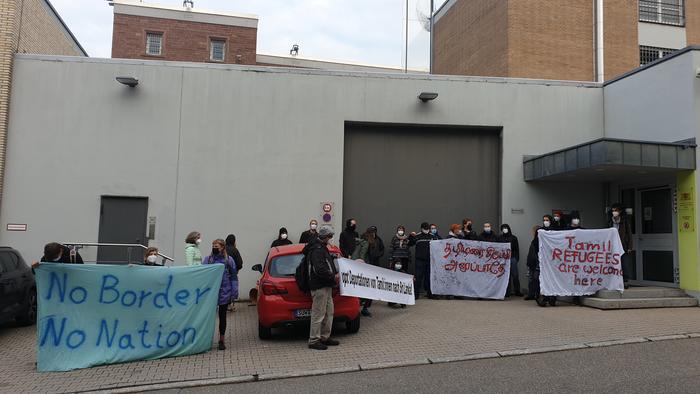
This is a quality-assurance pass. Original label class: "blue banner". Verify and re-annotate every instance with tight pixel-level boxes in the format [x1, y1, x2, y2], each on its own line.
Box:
[35, 264, 224, 372]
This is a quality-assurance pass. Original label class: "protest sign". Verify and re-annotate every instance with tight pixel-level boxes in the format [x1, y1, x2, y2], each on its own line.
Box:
[337, 258, 415, 305]
[35, 263, 223, 372]
[538, 228, 624, 296]
[430, 239, 511, 299]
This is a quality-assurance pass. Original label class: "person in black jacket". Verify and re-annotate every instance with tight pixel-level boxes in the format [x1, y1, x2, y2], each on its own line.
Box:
[225, 234, 243, 311]
[499, 224, 522, 297]
[525, 225, 541, 301]
[479, 222, 498, 242]
[299, 219, 319, 244]
[364, 226, 385, 266]
[531, 216, 556, 307]
[462, 218, 479, 240]
[271, 227, 293, 248]
[306, 225, 339, 350]
[566, 210, 584, 230]
[339, 218, 358, 258]
[40, 243, 83, 264]
[410, 222, 439, 300]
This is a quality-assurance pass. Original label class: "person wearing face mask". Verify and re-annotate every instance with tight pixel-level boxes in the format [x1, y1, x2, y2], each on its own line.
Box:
[525, 225, 542, 302]
[410, 222, 439, 300]
[479, 222, 498, 242]
[203, 239, 238, 350]
[339, 218, 359, 258]
[429, 224, 441, 239]
[185, 231, 203, 266]
[447, 224, 463, 239]
[541, 215, 554, 231]
[567, 211, 584, 229]
[499, 224, 522, 297]
[143, 247, 160, 266]
[462, 218, 478, 240]
[609, 203, 633, 288]
[387, 257, 408, 309]
[225, 234, 243, 311]
[537, 215, 556, 306]
[271, 227, 293, 248]
[552, 211, 566, 230]
[299, 220, 319, 244]
[38, 242, 84, 264]
[390, 225, 412, 273]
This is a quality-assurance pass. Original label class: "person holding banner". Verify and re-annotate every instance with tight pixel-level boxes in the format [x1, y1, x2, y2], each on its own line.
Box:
[143, 247, 160, 266]
[410, 222, 439, 300]
[479, 222, 498, 242]
[447, 224, 462, 239]
[462, 218, 479, 240]
[609, 203, 633, 288]
[499, 224, 522, 297]
[203, 239, 238, 350]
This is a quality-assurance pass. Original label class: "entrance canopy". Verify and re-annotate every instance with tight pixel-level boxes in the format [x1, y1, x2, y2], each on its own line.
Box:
[523, 138, 696, 182]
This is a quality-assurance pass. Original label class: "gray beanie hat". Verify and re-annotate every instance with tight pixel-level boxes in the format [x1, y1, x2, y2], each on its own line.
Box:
[318, 225, 335, 238]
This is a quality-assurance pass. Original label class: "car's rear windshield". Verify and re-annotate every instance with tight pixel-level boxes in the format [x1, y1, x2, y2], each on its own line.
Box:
[269, 254, 303, 277]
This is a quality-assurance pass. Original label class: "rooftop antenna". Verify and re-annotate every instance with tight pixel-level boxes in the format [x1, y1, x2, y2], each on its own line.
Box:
[290, 44, 299, 56]
[183, 0, 193, 9]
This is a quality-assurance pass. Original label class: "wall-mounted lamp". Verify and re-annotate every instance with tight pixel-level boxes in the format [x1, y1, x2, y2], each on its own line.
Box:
[418, 92, 438, 102]
[116, 76, 139, 87]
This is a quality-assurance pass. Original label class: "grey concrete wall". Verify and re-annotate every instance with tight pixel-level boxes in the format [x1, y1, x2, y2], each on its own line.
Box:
[1, 55, 606, 294]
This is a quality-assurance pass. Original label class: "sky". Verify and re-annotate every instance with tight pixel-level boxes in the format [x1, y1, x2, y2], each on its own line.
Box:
[51, 0, 447, 70]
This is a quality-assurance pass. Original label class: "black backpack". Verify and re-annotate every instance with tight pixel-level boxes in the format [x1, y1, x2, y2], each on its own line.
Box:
[295, 245, 317, 293]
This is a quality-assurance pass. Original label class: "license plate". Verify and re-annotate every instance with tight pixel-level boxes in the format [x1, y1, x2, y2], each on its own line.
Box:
[294, 309, 311, 318]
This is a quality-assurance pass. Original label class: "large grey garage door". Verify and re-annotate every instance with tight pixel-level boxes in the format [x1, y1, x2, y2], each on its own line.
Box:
[343, 123, 501, 269]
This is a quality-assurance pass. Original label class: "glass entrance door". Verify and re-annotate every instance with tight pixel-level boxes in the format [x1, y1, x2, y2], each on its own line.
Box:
[634, 187, 678, 286]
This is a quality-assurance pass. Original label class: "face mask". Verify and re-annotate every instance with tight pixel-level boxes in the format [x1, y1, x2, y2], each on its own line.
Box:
[458, 230, 464, 236]
[394, 263, 402, 271]
[466, 224, 473, 231]
[572, 218, 580, 226]
[147, 255, 158, 264]
[421, 229, 429, 234]
[281, 233, 288, 240]
[196, 239, 202, 245]
[397, 231, 405, 236]
[484, 227, 491, 233]
[612, 211, 620, 218]
[212, 248, 220, 255]
[502, 228, 509, 234]
[543, 221, 551, 228]
[310, 224, 317, 230]
[430, 228, 437, 235]
[554, 216, 561, 222]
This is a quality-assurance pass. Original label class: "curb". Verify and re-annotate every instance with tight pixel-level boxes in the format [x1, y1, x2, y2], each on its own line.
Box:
[84, 333, 700, 393]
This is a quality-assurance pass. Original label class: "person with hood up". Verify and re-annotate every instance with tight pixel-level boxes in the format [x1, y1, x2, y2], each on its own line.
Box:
[339, 218, 359, 258]
[271, 227, 293, 248]
[299, 219, 319, 244]
[567, 211, 584, 229]
[203, 239, 238, 350]
[479, 222, 498, 242]
[533, 215, 556, 307]
[499, 224, 522, 297]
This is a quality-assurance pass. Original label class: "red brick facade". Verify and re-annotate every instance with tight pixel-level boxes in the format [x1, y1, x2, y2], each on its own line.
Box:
[111, 13, 257, 65]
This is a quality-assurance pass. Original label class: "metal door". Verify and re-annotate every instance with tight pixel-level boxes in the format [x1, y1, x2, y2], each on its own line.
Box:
[635, 187, 678, 286]
[97, 196, 148, 264]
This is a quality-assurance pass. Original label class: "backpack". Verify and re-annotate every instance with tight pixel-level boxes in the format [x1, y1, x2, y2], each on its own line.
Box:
[295, 245, 317, 293]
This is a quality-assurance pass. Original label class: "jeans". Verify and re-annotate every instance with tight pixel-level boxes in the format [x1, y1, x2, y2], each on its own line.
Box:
[309, 287, 334, 344]
[415, 258, 431, 297]
[507, 258, 521, 295]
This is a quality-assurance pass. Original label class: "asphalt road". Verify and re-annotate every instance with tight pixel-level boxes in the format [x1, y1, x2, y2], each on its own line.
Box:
[154, 338, 700, 394]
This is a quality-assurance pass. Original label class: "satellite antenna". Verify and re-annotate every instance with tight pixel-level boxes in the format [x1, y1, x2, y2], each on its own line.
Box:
[290, 44, 299, 56]
[183, 0, 193, 8]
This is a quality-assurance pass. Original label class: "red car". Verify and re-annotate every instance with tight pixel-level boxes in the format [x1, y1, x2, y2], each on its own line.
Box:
[252, 243, 361, 340]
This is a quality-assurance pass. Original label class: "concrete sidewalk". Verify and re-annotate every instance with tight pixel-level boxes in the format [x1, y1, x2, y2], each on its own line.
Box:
[2, 298, 700, 393]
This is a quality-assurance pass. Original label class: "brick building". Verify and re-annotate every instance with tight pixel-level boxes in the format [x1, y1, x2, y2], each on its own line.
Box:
[111, 0, 258, 65]
[0, 0, 86, 206]
[433, 0, 699, 81]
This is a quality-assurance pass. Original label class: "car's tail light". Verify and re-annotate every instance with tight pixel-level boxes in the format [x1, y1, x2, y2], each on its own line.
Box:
[261, 280, 288, 295]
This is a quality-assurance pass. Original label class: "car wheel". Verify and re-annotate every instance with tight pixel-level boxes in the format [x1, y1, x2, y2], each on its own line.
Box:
[16, 287, 37, 326]
[258, 322, 272, 340]
[345, 315, 361, 334]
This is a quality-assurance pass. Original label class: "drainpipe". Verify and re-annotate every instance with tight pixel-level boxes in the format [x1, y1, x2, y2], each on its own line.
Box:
[595, 0, 604, 82]
[429, 0, 434, 74]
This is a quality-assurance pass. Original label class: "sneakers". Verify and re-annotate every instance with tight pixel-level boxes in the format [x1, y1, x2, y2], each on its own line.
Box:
[308, 342, 328, 350]
[322, 338, 340, 346]
[217, 341, 226, 350]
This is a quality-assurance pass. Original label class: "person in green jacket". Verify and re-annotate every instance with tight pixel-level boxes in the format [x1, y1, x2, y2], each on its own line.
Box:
[185, 231, 203, 266]
[352, 228, 373, 317]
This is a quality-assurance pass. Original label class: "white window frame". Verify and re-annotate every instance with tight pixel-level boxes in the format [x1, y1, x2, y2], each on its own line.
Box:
[639, 0, 685, 26]
[210, 39, 226, 62]
[146, 33, 163, 56]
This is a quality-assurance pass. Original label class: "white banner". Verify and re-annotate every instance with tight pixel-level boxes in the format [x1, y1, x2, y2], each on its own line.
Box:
[429, 239, 511, 300]
[337, 258, 416, 305]
[538, 228, 624, 296]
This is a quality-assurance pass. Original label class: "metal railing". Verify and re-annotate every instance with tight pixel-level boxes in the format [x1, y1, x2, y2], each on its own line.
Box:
[639, 0, 685, 26]
[61, 242, 174, 266]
